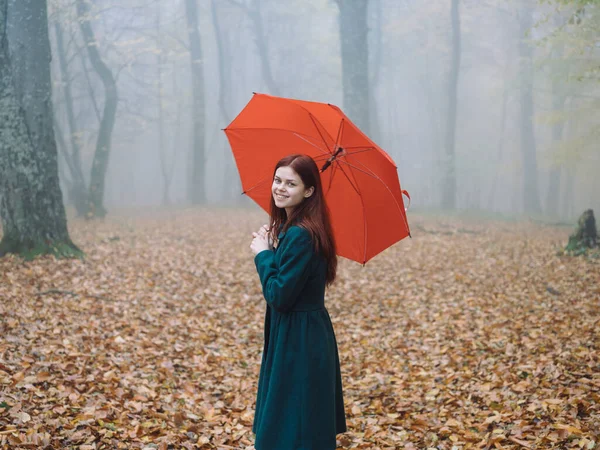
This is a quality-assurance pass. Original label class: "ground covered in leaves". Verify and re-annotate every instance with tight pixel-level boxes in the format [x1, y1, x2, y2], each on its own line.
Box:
[1, 208, 599, 449]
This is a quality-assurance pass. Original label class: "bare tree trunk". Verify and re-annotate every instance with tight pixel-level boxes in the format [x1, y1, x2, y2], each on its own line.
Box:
[155, 6, 174, 206]
[488, 62, 510, 210]
[54, 20, 87, 216]
[172, 60, 183, 202]
[442, 0, 461, 210]
[545, 103, 565, 217]
[0, 0, 81, 258]
[368, 0, 382, 145]
[223, 0, 280, 96]
[184, 0, 206, 205]
[336, 0, 370, 134]
[545, 41, 568, 218]
[518, 3, 542, 214]
[211, 0, 243, 203]
[76, 0, 118, 218]
[419, 56, 443, 207]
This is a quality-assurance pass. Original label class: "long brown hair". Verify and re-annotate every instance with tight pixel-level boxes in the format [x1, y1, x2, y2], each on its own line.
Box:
[268, 154, 337, 286]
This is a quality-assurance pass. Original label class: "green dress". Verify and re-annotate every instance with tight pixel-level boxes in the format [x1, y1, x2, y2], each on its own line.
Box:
[252, 225, 347, 450]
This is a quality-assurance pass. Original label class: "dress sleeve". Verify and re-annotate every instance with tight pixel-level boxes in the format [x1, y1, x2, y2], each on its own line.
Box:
[253, 226, 313, 313]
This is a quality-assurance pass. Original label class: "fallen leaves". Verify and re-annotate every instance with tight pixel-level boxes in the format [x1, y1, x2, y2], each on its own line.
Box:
[0, 209, 599, 449]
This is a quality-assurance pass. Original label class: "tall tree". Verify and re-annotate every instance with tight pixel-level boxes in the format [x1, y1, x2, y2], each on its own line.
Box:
[368, 0, 383, 145]
[518, 2, 542, 214]
[155, 5, 176, 206]
[53, 20, 87, 216]
[545, 44, 568, 218]
[442, 0, 461, 210]
[223, 0, 281, 96]
[76, 0, 118, 218]
[0, 0, 80, 258]
[211, 0, 243, 202]
[336, 0, 370, 134]
[185, 0, 207, 204]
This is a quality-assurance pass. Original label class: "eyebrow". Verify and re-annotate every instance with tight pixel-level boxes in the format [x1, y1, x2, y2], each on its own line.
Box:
[274, 176, 297, 182]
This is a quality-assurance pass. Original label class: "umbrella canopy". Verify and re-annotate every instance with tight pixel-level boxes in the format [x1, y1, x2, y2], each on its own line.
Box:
[224, 92, 410, 264]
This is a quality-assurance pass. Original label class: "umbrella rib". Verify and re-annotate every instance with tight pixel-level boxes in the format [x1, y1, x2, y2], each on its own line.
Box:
[242, 174, 272, 195]
[227, 127, 331, 157]
[333, 162, 361, 196]
[227, 126, 324, 140]
[325, 157, 338, 196]
[280, 97, 337, 149]
[307, 113, 335, 154]
[334, 119, 344, 149]
[341, 157, 410, 234]
[345, 146, 377, 154]
[292, 133, 330, 156]
[331, 160, 368, 263]
[335, 159, 379, 179]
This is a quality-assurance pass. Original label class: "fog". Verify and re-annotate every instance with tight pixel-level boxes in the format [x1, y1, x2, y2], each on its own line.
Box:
[24, 0, 599, 219]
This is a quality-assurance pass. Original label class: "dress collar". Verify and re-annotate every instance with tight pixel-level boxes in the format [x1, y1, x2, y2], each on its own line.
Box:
[277, 223, 286, 240]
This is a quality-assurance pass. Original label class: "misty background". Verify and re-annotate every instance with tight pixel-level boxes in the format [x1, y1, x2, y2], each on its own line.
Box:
[22, 0, 599, 220]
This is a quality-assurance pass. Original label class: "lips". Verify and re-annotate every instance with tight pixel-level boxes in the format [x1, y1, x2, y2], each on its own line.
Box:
[275, 194, 288, 200]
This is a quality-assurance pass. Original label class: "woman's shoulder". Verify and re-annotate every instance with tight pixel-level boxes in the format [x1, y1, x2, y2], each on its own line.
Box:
[286, 224, 311, 240]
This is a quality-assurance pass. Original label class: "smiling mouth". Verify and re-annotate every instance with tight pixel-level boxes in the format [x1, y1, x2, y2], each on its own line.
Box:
[275, 194, 288, 200]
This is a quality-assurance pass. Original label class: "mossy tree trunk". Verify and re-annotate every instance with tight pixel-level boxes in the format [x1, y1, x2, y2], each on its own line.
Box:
[0, 0, 81, 259]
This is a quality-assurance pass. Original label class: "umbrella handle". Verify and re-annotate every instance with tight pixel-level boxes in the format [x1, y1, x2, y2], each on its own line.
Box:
[402, 190, 411, 211]
[320, 147, 345, 173]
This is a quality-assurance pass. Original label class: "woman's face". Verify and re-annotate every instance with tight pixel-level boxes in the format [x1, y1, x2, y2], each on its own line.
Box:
[272, 166, 314, 213]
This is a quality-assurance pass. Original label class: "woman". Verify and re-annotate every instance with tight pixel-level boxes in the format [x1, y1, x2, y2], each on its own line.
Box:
[249, 154, 347, 450]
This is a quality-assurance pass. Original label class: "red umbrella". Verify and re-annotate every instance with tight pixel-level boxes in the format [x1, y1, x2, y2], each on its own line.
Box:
[224, 92, 411, 264]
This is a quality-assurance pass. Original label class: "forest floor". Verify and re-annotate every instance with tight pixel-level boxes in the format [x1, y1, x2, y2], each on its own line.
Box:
[0, 208, 599, 449]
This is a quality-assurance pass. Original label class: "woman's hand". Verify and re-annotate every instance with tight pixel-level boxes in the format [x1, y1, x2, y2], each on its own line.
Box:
[250, 224, 273, 256]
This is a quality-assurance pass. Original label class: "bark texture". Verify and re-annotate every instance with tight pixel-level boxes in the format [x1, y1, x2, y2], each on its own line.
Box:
[0, 0, 81, 259]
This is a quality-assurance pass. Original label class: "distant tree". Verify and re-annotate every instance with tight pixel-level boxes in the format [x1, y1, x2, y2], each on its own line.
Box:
[518, 2, 542, 214]
[335, 0, 370, 134]
[441, 0, 461, 210]
[211, 0, 243, 202]
[368, 0, 383, 145]
[154, 4, 177, 206]
[224, 0, 281, 96]
[0, 0, 81, 258]
[75, 0, 118, 218]
[545, 38, 568, 218]
[537, 0, 599, 218]
[184, 0, 207, 205]
[53, 19, 87, 216]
